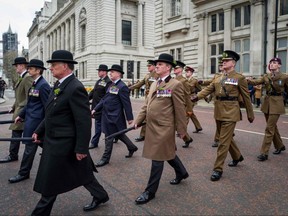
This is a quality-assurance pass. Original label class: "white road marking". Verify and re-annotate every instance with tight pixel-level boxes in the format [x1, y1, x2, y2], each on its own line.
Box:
[235, 129, 288, 140]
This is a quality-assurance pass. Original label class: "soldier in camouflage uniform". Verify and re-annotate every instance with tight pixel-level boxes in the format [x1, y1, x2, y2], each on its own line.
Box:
[129, 60, 158, 142]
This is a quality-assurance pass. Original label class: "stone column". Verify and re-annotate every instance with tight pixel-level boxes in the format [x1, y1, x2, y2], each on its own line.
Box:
[65, 20, 70, 51]
[223, 7, 232, 49]
[47, 35, 50, 59]
[61, 24, 65, 49]
[196, 12, 207, 78]
[116, 0, 121, 44]
[250, 0, 264, 75]
[54, 30, 57, 51]
[70, 15, 75, 52]
[137, 1, 144, 47]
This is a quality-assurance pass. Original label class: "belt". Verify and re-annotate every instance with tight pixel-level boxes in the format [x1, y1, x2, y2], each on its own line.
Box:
[216, 96, 238, 101]
[266, 92, 282, 96]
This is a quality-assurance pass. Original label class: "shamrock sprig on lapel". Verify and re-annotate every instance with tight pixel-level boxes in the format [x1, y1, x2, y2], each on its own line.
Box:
[54, 88, 62, 96]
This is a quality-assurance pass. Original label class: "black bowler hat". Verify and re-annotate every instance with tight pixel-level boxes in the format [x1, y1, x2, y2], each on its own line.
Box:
[147, 60, 156, 66]
[12, 57, 29, 66]
[269, 57, 282, 65]
[27, 59, 46, 70]
[222, 50, 240, 62]
[96, 64, 108, 71]
[47, 50, 78, 64]
[108, 64, 125, 74]
[175, 60, 186, 68]
[155, 53, 176, 67]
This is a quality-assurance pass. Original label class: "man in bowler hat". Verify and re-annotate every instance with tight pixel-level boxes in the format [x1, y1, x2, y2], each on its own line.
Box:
[88, 64, 112, 149]
[9, 59, 51, 183]
[192, 50, 254, 181]
[93, 64, 138, 167]
[31, 50, 109, 215]
[0, 57, 33, 163]
[134, 53, 189, 204]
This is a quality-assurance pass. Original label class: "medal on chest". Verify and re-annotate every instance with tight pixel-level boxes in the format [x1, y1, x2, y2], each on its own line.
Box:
[109, 86, 119, 94]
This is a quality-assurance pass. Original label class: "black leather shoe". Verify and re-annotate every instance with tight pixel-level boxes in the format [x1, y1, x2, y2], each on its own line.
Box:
[257, 154, 268, 161]
[170, 172, 189, 185]
[212, 141, 219, 147]
[113, 138, 118, 143]
[228, 155, 244, 167]
[8, 174, 29, 183]
[273, 146, 286, 155]
[135, 136, 145, 142]
[182, 138, 193, 148]
[210, 170, 222, 181]
[83, 196, 109, 212]
[193, 128, 203, 133]
[125, 147, 138, 158]
[88, 145, 98, 149]
[95, 160, 109, 167]
[0, 155, 18, 163]
[135, 191, 155, 205]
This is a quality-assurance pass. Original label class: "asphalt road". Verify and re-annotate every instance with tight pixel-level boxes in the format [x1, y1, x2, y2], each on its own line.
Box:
[0, 94, 287, 215]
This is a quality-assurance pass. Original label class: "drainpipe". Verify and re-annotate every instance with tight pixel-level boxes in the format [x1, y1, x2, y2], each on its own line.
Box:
[274, 0, 279, 57]
[263, 0, 268, 74]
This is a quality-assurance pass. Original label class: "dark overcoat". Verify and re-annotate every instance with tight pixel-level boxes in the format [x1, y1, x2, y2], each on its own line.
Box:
[95, 79, 133, 135]
[33, 74, 94, 196]
[88, 76, 111, 119]
[18, 76, 51, 144]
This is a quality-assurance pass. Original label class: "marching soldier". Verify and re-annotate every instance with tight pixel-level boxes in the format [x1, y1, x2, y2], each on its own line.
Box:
[129, 60, 158, 142]
[247, 57, 288, 161]
[185, 66, 203, 133]
[192, 50, 254, 181]
[174, 61, 193, 148]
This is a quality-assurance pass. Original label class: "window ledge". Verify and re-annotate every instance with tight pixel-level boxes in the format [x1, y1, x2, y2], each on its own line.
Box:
[163, 17, 190, 36]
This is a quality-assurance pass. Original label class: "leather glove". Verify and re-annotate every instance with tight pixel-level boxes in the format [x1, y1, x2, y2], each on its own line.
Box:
[198, 80, 203, 85]
[191, 96, 199, 102]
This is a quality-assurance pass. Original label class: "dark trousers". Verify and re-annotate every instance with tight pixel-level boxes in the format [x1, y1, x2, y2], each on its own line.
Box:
[145, 155, 187, 194]
[19, 143, 38, 176]
[91, 118, 102, 147]
[102, 134, 137, 162]
[31, 177, 108, 216]
[9, 130, 23, 159]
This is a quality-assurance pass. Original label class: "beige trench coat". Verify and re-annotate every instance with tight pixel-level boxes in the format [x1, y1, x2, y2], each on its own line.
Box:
[135, 76, 187, 161]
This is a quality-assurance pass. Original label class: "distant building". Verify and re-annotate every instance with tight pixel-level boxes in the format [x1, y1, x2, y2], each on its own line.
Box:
[154, 0, 288, 79]
[27, 0, 155, 86]
[2, 25, 18, 54]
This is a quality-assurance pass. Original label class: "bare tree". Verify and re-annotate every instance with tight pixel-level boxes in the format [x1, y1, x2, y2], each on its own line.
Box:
[3, 51, 18, 89]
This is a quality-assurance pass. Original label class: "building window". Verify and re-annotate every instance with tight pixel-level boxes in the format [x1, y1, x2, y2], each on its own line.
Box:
[234, 4, 250, 28]
[122, 20, 132, 46]
[234, 39, 250, 73]
[170, 49, 175, 59]
[210, 43, 224, 74]
[277, 37, 287, 72]
[169, 48, 182, 61]
[171, 0, 181, 17]
[137, 61, 140, 79]
[127, 60, 134, 79]
[280, 0, 288, 16]
[211, 12, 224, 33]
[80, 24, 86, 50]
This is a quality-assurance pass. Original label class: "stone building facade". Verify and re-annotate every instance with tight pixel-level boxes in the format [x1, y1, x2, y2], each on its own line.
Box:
[154, 0, 288, 79]
[27, 0, 155, 85]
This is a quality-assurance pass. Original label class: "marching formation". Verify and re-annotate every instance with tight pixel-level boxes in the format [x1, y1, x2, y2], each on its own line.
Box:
[0, 49, 287, 215]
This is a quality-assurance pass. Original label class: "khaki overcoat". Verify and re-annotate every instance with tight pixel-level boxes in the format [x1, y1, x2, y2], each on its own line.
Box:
[135, 76, 187, 161]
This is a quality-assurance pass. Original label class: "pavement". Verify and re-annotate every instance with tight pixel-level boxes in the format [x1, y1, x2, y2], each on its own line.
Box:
[0, 94, 287, 215]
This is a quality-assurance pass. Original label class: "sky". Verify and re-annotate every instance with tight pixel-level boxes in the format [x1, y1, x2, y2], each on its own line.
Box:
[0, 0, 47, 51]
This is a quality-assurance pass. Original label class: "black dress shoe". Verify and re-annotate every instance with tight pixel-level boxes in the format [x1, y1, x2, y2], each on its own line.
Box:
[89, 145, 98, 149]
[135, 191, 155, 205]
[0, 155, 18, 163]
[273, 146, 286, 155]
[83, 196, 109, 211]
[135, 136, 145, 142]
[212, 141, 219, 147]
[210, 170, 222, 181]
[228, 155, 244, 167]
[95, 160, 109, 167]
[8, 174, 29, 183]
[170, 172, 189, 185]
[257, 154, 268, 161]
[125, 147, 138, 158]
[182, 138, 193, 148]
[193, 128, 203, 133]
[113, 138, 118, 143]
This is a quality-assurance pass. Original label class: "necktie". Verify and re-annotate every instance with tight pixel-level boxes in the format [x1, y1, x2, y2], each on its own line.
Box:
[32, 81, 36, 86]
[54, 80, 60, 89]
[157, 79, 162, 86]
